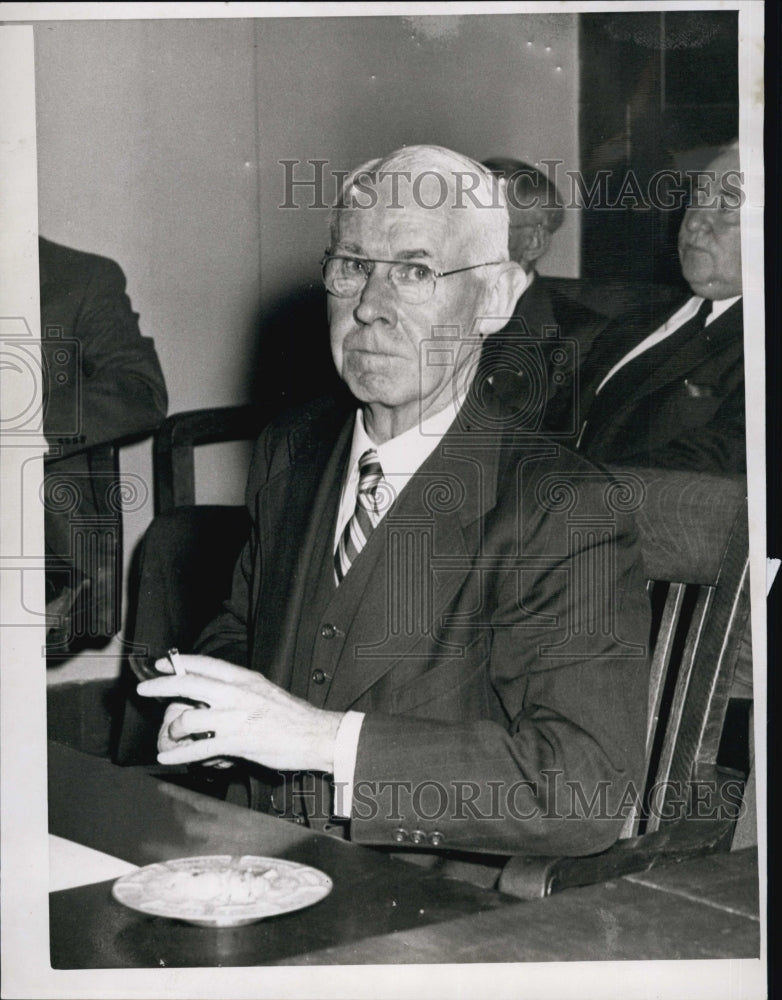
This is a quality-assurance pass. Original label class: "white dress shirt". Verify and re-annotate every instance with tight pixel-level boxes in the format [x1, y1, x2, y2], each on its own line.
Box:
[331, 398, 465, 817]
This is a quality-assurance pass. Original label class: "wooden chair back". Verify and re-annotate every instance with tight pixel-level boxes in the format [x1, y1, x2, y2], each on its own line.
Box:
[619, 469, 749, 837]
[44, 440, 125, 649]
[499, 468, 750, 898]
[153, 405, 264, 513]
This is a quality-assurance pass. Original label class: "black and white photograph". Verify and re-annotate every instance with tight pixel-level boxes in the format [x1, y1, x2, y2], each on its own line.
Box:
[0, 3, 768, 998]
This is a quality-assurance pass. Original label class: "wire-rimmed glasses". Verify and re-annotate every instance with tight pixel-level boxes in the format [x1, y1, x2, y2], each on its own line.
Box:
[321, 253, 504, 305]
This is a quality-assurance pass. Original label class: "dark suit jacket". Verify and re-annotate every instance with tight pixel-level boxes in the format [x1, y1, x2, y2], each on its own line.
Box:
[478, 275, 608, 436]
[566, 296, 745, 473]
[196, 389, 651, 859]
[515, 274, 607, 351]
[40, 237, 168, 554]
[40, 236, 168, 458]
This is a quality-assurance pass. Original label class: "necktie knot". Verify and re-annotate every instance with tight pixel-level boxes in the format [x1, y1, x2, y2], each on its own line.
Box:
[357, 449, 383, 514]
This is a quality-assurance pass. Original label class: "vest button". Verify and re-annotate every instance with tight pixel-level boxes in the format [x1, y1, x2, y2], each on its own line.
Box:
[320, 623, 336, 639]
[312, 669, 326, 685]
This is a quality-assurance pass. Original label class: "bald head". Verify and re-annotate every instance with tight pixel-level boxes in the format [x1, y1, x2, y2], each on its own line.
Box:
[331, 145, 511, 266]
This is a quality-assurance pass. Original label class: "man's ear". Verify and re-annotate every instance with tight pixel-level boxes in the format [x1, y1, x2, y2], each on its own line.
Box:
[477, 261, 528, 337]
[521, 227, 552, 266]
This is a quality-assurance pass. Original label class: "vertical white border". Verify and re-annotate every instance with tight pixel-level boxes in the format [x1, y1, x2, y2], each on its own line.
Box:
[737, 0, 767, 970]
[0, 18, 51, 997]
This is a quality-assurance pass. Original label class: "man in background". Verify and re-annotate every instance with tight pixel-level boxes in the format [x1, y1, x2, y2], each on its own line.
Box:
[41, 236, 168, 652]
[561, 144, 745, 473]
[479, 157, 607, 430]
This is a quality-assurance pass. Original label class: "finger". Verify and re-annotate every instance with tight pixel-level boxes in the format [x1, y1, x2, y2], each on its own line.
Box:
[162, 700, 189, 723]
[152, 655, 178, 676]
[158, 701, 197, 753]
[167, 707, 224, 742]
[157, 738, 226, 767]
[137, 674, 233, 707]
[165, 654, 259, 686]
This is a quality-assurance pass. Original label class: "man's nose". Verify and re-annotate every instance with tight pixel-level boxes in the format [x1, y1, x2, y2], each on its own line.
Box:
[354, 266, 398, 326]
[683, 206, 713, 234]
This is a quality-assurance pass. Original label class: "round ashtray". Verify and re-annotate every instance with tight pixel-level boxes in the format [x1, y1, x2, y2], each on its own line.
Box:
[112, 854, 332, 927]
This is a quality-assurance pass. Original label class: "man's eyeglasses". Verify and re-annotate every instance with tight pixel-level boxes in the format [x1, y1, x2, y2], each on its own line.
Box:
[321, 254, 504, 305]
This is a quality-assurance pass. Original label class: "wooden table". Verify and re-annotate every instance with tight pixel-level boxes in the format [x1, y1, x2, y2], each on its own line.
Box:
[48, 742, 760, 968]
[48, 742, 512, 968]
[283, 849, 760, 964]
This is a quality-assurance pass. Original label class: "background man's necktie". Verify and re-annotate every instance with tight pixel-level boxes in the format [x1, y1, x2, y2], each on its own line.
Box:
[334, 448, 384, 584]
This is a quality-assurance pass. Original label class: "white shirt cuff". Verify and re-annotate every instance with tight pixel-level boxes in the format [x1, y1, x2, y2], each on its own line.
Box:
[332, 710, 365, 818]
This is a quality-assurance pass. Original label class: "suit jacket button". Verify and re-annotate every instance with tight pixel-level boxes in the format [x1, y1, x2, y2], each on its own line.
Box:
[320, 623, 336, 639]
[411, 829, 426, 845]
[312, 669, 326, 685]
[429, 831, 444, 847]
[393, 828, 408, 843]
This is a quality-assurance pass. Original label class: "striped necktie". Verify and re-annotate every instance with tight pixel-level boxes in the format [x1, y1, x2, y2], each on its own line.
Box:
[334, 448, 384, 585]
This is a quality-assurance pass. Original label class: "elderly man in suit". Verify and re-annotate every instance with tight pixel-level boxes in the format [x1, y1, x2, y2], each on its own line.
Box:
[562, 145, 745, 473]
[137, 146, 649, 875]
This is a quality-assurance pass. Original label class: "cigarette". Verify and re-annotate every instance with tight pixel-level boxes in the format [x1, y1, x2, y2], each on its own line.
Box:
[167, 647, 186, 676]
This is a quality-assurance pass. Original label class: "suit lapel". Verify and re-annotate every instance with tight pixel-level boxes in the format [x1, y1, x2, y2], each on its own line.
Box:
[583, 298, 742, 432]
[636, 298, 742, 397]
[581, 299, 677, 397]
[251, 407, 352, 688]
[323, 400, 502, 710]
[514, 275, 556, 335]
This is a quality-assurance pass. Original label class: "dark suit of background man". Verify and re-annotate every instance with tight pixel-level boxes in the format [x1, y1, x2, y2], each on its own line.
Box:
[137, 146, 650, 883]
[560, 145, 745, 473]
[41, 236, 168, 648]
[478, 157, 607, 429]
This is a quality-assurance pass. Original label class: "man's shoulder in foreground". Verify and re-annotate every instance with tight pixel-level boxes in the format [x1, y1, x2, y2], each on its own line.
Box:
[39, 235, 126, 290]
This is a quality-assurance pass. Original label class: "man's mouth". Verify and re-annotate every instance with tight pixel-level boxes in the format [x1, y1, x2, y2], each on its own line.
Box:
[681, 244, 711, 259]
[345, 339, 406, 360]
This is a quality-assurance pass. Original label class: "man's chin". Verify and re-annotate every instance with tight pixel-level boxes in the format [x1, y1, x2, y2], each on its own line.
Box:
[681, 266, 714, 293]
[344, 370, 399, 405]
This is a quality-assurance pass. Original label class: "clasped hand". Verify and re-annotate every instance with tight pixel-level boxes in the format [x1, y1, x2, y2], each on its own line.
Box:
[136, 655, 343, 773]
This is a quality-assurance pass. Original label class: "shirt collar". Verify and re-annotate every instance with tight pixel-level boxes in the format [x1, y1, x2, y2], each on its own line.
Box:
[707, 295, 742, 324]
[347, 393, 465, 480]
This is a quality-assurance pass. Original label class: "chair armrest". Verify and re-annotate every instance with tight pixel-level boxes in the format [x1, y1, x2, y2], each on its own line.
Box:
[153, 405, 264, 512]
[498, 816, 737, 899]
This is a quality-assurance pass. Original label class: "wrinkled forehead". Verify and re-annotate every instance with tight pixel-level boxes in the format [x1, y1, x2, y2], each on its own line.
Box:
[333, 171, 484, 266]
